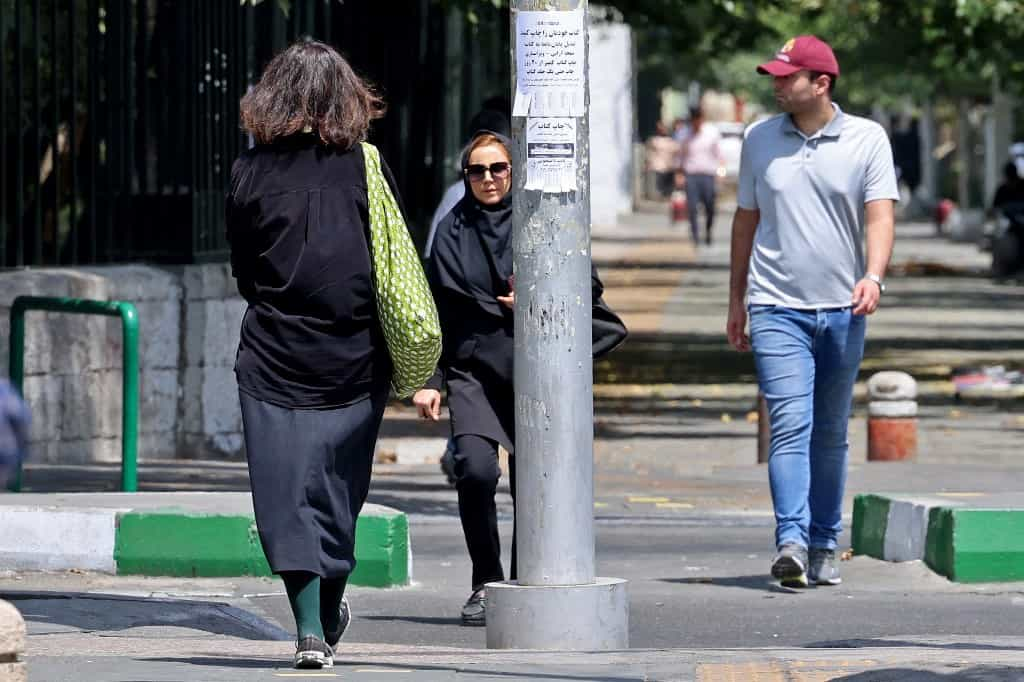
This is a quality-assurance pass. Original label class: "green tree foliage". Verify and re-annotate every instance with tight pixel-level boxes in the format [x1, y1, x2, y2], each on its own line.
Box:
[764, 1, 1024, 105]
[248, 0, 1024, 103]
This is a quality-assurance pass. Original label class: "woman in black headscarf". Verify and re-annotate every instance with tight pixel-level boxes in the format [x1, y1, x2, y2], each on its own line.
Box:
[412, 131, 516, 625]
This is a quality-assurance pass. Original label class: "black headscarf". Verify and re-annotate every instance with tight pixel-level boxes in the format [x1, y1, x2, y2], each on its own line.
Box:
[429, 131, 515, 316]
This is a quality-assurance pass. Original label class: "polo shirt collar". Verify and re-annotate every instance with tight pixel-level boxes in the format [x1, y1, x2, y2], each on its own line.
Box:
[782, 103, 845, 139]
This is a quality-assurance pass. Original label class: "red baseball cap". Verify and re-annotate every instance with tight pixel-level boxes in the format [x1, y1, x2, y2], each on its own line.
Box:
[757, 35, 840, 77]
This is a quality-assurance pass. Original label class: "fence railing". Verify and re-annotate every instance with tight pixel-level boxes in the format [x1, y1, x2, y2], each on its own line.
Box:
[1, 0, 509, 266]
[8, 295, 139, 492]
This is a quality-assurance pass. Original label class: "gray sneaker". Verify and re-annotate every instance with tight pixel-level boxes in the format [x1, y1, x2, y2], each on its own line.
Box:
[461, 588, 486, 626]
[771, 543, 809, 587]
[808, 548, 842, 585]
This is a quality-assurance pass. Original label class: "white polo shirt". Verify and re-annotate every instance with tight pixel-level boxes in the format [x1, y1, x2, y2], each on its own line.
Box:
[737, 104, 899, 309]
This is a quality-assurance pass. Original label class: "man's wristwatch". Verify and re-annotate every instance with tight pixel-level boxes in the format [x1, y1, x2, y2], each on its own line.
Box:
[865, 273, 886, 293]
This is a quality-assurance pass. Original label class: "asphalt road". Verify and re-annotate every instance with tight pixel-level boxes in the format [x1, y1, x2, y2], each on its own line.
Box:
[247, 518, 1024, 651]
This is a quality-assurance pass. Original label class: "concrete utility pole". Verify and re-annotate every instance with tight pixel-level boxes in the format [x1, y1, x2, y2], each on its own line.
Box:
[486, 0, 628, 650]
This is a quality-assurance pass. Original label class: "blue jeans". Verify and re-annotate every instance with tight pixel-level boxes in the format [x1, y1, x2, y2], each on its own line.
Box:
[749, 305, 866, 551]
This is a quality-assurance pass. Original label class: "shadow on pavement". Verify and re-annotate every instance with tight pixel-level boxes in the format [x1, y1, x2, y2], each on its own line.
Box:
[596, 332, 758, 385]
[830, 667, 1024, 681]
[657, 575, 804, 595]
[19, 459, 251, 493]
[361, 614, 462, 626]
[597, 258, 731, 272]
[365, 491, 465, 517]
[148, 656, 643, 680]
[144, 657, 286, 670]
[3, 591, 288, 640]
[807, 638, 1024, 652]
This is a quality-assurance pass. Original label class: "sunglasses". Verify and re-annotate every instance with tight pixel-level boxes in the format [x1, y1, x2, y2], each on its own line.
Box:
[464, 162, 511, 182]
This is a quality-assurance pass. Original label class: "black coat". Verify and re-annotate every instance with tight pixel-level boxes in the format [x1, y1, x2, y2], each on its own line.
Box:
[424, 209, 516, 452]
[226, 135, 403, 408]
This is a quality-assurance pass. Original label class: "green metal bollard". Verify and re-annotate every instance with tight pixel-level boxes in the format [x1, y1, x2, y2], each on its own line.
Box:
[8, 296, 140, 492]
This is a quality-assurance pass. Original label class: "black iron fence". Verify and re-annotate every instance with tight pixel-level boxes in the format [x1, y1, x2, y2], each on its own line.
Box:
[1, 0, 509, 267]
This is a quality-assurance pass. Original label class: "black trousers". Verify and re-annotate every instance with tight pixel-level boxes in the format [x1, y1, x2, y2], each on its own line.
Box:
[453, 434, 516, 590]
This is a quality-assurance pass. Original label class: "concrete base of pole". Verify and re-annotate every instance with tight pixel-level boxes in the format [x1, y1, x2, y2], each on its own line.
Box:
[485, 577, 629, 650]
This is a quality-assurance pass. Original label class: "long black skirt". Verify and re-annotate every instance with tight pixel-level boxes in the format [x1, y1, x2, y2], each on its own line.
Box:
[239, 387, 388, 578]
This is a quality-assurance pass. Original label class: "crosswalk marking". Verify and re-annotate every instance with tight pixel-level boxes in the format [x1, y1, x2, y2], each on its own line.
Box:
[352, 670, 414, 674]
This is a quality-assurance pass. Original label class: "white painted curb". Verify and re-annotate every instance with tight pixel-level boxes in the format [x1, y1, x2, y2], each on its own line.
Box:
[883, 499, 931, 562]
[0, 507, 122, 572]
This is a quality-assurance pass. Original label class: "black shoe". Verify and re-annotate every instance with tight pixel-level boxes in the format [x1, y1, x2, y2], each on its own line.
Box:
[461, 588, 486, 626]
[771, 543, 809, 588]
[294, 635, 333, 669]
[324, 596, 351, 648]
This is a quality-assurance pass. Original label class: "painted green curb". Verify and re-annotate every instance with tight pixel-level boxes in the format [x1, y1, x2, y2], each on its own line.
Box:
[115, 513, 270, 578]
[351, 512, 410, 587]
[114, 510, 410, 586]
[926, 508, 1024, 583]
[852, 494, 890, 559]
[924, 507, 954, 580]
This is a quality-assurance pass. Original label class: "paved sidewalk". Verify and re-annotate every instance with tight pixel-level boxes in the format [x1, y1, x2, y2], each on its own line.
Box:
[10, 561, 1024, 681]
[24, 638, 1024, 681]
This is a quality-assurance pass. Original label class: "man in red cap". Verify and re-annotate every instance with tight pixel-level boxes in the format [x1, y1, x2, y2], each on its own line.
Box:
[726, 36, 899, 588]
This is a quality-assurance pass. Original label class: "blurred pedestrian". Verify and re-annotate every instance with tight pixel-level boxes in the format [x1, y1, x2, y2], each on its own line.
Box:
[992, 161, 1024, 215]
[990, 161, 1024, 275]
[645, 121, 681, 199]
[0, 380, 30, 488]
[726, 35, 898, 588]
[679, 106, 723, 245]
[227, 39, 403, 669]
[671, 116, 687, 143]
[891, 114, 921, 199]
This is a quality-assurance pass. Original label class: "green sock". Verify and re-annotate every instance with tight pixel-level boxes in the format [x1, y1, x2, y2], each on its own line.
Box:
[321, 576, 348, 633]
[281, 571, 324, 640]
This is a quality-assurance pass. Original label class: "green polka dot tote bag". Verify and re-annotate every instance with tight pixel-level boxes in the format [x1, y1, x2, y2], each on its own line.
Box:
[361, 142, 442, 398]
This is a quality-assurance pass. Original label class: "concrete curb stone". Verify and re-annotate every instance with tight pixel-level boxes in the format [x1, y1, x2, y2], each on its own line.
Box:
[853, 492, 1024, 582]
[0, 495, 410, 587]
[0, 600, 26, 682]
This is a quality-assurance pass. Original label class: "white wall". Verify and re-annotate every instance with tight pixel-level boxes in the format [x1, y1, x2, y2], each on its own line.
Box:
[588, 21, 634, 227]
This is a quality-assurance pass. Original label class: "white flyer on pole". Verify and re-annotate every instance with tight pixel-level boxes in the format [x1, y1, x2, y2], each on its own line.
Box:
[513, 9, 585, 118]
[525, 118, 577, 193]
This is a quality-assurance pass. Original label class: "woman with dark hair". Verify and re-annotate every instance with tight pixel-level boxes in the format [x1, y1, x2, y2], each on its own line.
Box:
[413, 131, 517, 626]
[226, 39, 401, 669]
